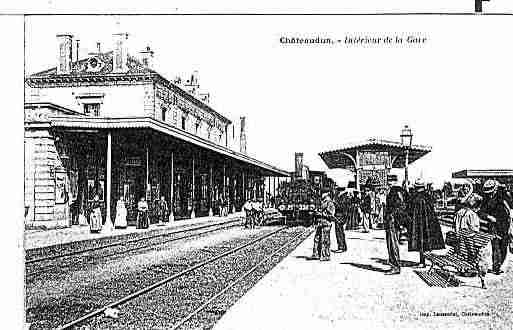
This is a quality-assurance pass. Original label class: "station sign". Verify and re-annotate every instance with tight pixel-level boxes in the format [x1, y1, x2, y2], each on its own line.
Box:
[359, 151, 391, 168]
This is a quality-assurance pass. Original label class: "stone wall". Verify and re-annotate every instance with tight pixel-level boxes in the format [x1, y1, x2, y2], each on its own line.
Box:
[25, 126, 69, 229]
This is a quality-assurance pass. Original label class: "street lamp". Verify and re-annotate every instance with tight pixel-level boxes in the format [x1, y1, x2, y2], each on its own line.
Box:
[475, 0, 490, 13]
[400, 125, 413, 188]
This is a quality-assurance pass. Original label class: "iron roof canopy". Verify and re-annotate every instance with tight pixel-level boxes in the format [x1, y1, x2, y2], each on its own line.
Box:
[48, 115, 289, 177]
[452, 169, 513, 179]
[319, 138, 432, 170]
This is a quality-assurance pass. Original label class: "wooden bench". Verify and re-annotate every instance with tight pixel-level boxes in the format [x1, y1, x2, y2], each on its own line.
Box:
[262, 208, 287, 226]
[425, 228, 494, 289]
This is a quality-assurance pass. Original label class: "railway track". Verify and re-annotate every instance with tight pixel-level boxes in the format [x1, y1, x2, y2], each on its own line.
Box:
[52, 226, 296, 330]
[169, 228, 312, 330]
[25, 218, 243, 280]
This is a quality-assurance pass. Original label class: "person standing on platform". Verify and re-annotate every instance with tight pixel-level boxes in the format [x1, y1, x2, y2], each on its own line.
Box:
[407, 179, 445, 267]
[384, 185, 407, 275]
[155, 195, 169, 225]
[70, 196, 79, 226]
[89, 193, 103, 233]
[345, 191, 360, 230]
[243, 198, 254, 229]
[137, 197, 149, 229]
[361, 185, 376, 233]
[222, 196, 229, 217]
[377, 188, 387, 228]
[333, 191, 348, 253]
[478, 180, 512, 275]
[312, 189, 336, 261]
[454, 182, 482, 233]
[217, 196, 224, 216]
[114, 197, 128, 229]
[255, 198, 264, 226]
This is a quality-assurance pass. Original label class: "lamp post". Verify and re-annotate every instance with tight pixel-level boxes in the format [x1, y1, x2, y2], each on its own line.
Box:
[475, 0, 490, 13]
[400, 125, 413, 188]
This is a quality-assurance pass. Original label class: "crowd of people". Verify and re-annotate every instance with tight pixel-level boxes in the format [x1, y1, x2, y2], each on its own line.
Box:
[242, 198, 265, 229]
[77, 194, 173, 233]
[310, 178, 513, 278]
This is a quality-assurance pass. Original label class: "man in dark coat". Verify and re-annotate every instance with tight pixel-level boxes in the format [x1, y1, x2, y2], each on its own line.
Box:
[478, 180, 511, 275]
[312, 190, 336, 261]
[333, 191, 348, 253]
[384, 185, 408, 275]
[154, 195, 169, 225]
[407, 179, 445, 267]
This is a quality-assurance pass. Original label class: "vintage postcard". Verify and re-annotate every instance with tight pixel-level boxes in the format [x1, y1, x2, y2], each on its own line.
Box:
[2, 1, 513, 329]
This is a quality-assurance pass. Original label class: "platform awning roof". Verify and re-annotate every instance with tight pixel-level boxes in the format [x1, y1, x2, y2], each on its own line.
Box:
[452, 169, 513, 179]
[49, 115, 290, 177]
[319, 138, 432, 170]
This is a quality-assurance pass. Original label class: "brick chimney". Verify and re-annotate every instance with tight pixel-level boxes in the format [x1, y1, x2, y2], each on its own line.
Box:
[185, 70, 200, 95]
[56, 34, 73, 74]
[294, 153, 304, 178]
[112, 32, 129, 73]
[140, 45, 154, 70]
[240, 116, 247, 154]
[75, 39, 80, 62]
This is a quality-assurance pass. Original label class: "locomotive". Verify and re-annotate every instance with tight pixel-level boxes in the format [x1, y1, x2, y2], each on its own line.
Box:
[275, 154, 337, 226]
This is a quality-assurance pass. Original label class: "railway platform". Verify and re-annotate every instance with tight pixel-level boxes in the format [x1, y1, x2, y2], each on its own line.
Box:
[24, 212, 245, 251]
[213, 226, 513, 330]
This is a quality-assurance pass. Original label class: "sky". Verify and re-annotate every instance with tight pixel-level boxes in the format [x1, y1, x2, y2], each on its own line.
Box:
[24, 14, 513, 187]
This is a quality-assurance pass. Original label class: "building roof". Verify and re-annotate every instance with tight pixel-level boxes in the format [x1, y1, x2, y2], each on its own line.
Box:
[25, 102, 83, 116]
[452, 169, 513, 179]
[26, 52, 232, 124]
[319, 138, 432, 170]
[48, 115, 289, 177]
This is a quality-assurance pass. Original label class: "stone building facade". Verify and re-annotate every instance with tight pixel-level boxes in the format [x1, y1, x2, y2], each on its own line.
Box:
[24, 33, 283, 229]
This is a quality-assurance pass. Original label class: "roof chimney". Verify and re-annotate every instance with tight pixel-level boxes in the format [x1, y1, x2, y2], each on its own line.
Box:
[75, 39, 80, 62]
[185, 70, 200, 95]
[294, 153, 304, 178]
[199, 92, 210, 104]
[112, 32, 129, 73]
[240, 116, 247, 154]
[56, 34, 73, 74]
[140, 45, 154, 69]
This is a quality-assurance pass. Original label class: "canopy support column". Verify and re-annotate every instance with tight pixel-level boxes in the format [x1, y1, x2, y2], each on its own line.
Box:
[169, 152, 174, 222]
[145, 143, 150, 199]
[191, 156, 196, 219]
[106, 131, 112, 228]
[209, 165, 213, 217]
[232, 172, 236, 213]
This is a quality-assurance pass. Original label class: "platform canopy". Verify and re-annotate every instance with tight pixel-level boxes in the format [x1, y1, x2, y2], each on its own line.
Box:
[452, 169, 513, 179]
[319, 138, 432, 170]
[49, 115, 290, 177]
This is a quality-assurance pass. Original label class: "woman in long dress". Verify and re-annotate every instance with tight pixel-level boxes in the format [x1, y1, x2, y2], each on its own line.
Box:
[114, 198, 128, 229]
[345, 191, 361, 230]
[454, 182, 482, 233]
[137, 197, 149, 229]
[89, 194, 103, 233]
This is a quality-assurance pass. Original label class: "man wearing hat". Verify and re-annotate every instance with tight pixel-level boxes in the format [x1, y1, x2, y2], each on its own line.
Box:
[407, 178, 445, 267]
[312, 189, 336, 261]
[384, 184, 408, 275]
[478, 179, 512, 275]
[333, 190, 348, 253]
[361, 178, 379, 233]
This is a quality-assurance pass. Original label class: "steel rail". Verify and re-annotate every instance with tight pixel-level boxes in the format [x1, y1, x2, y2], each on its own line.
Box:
[26, 217, 243, 264]
[56, 226, 287, 330]
[25, 221, 243, 279]
[170, 228, 312, 330]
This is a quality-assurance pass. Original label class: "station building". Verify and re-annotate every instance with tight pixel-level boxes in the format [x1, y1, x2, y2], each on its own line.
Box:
[24, 33, 289, 229]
